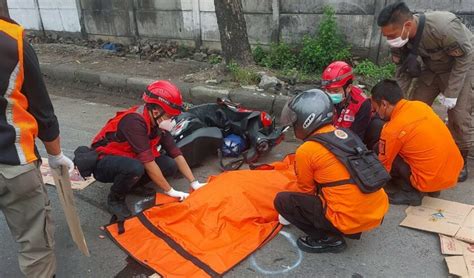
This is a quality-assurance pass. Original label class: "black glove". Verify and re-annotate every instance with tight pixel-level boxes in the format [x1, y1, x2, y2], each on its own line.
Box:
[400, 52, 421, 78]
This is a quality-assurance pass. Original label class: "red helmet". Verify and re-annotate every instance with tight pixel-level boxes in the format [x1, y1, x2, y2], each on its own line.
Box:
[321, 61, 354, 90]
[142, 80, 183, 116]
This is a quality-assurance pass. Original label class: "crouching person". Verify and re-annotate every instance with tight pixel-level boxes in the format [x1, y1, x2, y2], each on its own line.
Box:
[91, 80, 205, 219]
[274, 89, 389, 253]
[370, 80, 463, 205]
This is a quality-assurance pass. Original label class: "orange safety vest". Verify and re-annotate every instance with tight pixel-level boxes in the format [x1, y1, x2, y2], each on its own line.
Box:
[91, 105, 160, 159]
[106, 155, 301, 277]
[0, 19, 39, 165]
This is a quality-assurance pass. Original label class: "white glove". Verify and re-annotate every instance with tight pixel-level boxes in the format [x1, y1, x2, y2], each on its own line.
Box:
[438, 94, 457, 110]
[48, 151, 75, 176]
[165, 188, 189, 201]
[190, 180, 207, 190]
[278, 214, 291, 226]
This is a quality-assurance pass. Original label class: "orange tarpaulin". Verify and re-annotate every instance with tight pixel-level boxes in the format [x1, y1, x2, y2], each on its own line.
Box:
[106, 155, 300, 277]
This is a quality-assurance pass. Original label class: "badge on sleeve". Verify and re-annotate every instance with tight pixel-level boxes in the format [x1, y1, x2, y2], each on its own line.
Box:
[334, 129, 348, 140]
[446, 43, 465, 57]
[379, 139, 386, 155]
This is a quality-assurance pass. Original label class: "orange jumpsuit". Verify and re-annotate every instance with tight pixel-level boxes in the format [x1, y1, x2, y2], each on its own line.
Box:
[379, 100, 463, 192]
[295, 125, 389, 235]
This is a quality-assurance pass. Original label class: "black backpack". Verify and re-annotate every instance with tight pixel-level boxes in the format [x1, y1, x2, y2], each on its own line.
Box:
[305, 128, 390, 193]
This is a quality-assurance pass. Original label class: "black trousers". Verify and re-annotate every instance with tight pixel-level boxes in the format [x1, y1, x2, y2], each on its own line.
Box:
[93, 155, 178, 196]
[274, 192, 343, 240]
[364, 116, 385, 151]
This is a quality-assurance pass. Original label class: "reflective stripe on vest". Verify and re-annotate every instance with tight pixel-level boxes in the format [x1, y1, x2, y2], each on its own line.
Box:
[0, 19, 38, 165]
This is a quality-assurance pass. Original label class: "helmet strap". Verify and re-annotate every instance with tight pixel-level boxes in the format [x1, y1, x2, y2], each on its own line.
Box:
[146, 104, 165, 125]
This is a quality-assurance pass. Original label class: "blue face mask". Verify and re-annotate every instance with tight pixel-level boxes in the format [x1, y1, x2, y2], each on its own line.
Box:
[329, 93, 344, 104]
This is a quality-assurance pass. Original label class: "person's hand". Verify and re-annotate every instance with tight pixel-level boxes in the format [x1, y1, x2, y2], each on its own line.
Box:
[48, 151, 75, 176]
[165, 188, 189, 201]
[190, 180, 206, 190]
[438, 94, 457, 110]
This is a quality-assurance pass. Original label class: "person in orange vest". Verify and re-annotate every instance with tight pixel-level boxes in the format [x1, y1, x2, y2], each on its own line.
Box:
[91, 80, 205, 219]
[370, 79, 464, 205]
[0, 17, 74, 277]
[274, 89, 389, 253]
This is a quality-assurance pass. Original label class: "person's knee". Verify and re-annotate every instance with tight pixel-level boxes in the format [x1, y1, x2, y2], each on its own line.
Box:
[126, 160, 145, 178]
[157, 156, 178, 177]
[274, 192, 292, 214]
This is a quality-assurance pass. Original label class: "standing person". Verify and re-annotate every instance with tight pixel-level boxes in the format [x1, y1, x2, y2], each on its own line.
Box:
[377, 1, 473, 182]
[91, 80, 206, 219]
[371, 80, 463, 205]
[321, 61, 372, 141]
[274, 89, 389, 253]
[0, 17, 74, 277]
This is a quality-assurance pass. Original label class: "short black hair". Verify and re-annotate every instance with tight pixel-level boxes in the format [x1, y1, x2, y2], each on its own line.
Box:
[377, 1, 413, 27]
[371, 79, 404, 105]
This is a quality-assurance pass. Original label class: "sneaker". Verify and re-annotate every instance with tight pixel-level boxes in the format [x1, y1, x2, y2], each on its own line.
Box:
[388, 190, 422, 206]
[297, 235, 347, 253]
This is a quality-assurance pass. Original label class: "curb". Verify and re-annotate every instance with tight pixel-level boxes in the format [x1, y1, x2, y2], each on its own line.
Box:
[40, 63, 290, 116]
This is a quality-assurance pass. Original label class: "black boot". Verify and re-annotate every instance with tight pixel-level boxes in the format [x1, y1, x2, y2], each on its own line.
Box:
[107, 192, 131, 218]
[388, 190, 422, 206]
[129, 185, 156, 197]
[297, 234, 347, 253]
[458, 150, 468, 183]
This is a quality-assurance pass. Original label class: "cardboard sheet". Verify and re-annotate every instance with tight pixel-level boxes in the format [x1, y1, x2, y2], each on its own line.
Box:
[440, 235, 474, 256]
[40, 157, 95, 190]
[445, 256, 470, 278]
[51, 165, 90, 257]
[400, 197, 474, 242]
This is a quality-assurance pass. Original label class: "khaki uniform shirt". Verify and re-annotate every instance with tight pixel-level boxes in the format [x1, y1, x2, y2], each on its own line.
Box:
[396, 11, 473, 98]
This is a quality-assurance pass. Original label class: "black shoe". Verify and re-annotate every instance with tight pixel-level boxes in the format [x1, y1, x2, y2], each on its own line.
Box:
[458, 150, 468, 183]
[388, 190, 422, 206]
[427, 191, 441, 198]
[297, 235, 347, 253]
[130, 185, 156, 197]
[458, 164, 468, 183]
[107, 192, 131, 218]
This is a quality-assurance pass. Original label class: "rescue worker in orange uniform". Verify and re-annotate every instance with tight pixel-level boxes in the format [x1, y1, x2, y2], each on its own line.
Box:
[91, 80, 205, 218]
[274, 89, 389, 253]
[0, 17, 74, 277]
[371, 79, 463, 206]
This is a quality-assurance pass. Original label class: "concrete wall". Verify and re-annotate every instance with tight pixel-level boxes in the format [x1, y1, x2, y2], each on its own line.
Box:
[8, 0, 81, 32]
[7, 0, 474, 61]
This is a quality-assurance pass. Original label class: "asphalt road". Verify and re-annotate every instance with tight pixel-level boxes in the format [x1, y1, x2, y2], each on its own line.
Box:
[0, 82, 472, 278]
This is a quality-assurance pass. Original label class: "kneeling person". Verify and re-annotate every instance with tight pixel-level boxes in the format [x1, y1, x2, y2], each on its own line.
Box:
[92, 80, 205, 218]
[371, 80, 463, 205]
[274, 89, 389, 253]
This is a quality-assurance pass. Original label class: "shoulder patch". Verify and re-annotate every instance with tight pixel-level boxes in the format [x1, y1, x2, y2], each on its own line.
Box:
[379, 139, 386, 156]
[446, 42, 465, 57]
[334, 129, 348, 139]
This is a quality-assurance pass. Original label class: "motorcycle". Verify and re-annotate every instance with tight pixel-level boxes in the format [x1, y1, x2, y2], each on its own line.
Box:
[170, 98, 288, 171]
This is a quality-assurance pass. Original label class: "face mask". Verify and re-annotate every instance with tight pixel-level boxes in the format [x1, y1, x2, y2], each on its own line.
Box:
[329, 93, 344, 104]
[159, 118, 176, 131]
[387, 25, 409, 48]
